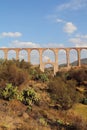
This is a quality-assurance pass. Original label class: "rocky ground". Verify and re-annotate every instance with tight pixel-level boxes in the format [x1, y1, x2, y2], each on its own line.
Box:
[0, 81, 54, 130]
[0, 80, 87, 130]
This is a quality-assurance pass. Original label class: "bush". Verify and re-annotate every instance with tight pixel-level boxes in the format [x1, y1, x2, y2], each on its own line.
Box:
[0, 58, 5, 65]
[48, 77, 79, 110]
[67, 68, 87, 85]
[56, 71, 68, 81]
[1, 83, 18, 100]
[0, 59, 48, 87]
[17, 87, 40, 108]
[0, 60, 29, 87]
[0, 83, 40, 109]
[39, 117, 47, 126]
[39, 73, 49, 82]
[31, 67, 49, 82]
[14, 59, 32, 73]
[82, 98, 87, 105]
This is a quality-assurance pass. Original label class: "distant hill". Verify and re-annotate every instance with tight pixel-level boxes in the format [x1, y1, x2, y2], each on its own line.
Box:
[72, 58, 87, 66]
[45, 58, 87, 73]
[59, 58, 87, 67]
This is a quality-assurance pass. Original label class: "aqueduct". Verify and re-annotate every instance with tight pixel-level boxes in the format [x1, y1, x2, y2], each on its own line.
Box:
[0, 47, 87, 74]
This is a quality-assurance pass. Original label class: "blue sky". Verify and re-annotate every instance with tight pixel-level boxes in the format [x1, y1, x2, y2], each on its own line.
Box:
[0, 0, 87, 48]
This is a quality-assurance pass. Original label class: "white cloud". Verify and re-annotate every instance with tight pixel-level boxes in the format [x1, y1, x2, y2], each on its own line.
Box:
[43, 56, 50, 62]
[46, 14, 66, 24]
[47, 14, 77, 35]
[49, 16, 77, 35]
[69, 35, 87, 47]
[63, 22, 77, 34]
[57, 0, 87, 11]
[0, 32, 22, 38]
[11, 40, 40, 48]
[69, 38, 81, 44]
[56, 18, 65, 23]
[43, 43, 64, 48]
[10, 40, 64, 48]
[76, 34, 87, 39]
[56, 18, 77, 35]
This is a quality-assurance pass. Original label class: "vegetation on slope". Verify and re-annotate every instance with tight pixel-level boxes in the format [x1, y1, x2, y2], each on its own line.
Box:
[0, 59, 87, 130]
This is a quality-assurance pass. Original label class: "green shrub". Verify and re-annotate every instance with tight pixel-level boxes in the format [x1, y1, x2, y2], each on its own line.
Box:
[0, 58, 5, 65]
[1, 83, 18, 100]
[39, 73, 49, 82]
[82, 98, 87, 105]
[39, 117, 47, 126]
[31, 67, 49, 82]
[17, 87, 40, 107]
[0, 83, 40, 109]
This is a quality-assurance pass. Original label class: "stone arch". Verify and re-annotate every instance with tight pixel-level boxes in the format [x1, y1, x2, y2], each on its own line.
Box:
[70, 49, 78, 66]
[8, 50, 16, 60]
[58, 49, 67, 67]
[19, 50, 28, 61]
[81, 49, 87, 65]
[0, 50, 4, 59]
[30, 49, 40, 65]
[42, 49, 55, 62]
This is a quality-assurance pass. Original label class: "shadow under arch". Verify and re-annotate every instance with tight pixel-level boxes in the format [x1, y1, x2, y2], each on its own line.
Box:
[70, 49, 78, 66]
[81, 49, 87, 66]
[8, 50, 16, 60]
[19, 49, 28, 61]
[58, 49, 67, 68]
[42, 49, 55, 62]
[0, 50, 4, 59]
[30, 49, 40, 65]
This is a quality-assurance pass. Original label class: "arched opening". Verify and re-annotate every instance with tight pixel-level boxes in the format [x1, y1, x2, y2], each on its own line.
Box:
[58, 49, 67, 68]
[70, 49, 78, 66]
[0, 50, 4, 59]
[8, 50, 16, 60]
[30, 50, 39, 65]
[19, 50, 28, 61]
[44, 64, 54, 76]
[42, 49, 55, 62]
[81, 49, 87, 66]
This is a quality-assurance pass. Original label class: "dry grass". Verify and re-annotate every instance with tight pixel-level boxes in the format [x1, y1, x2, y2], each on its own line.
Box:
[69, 103, 87, 119]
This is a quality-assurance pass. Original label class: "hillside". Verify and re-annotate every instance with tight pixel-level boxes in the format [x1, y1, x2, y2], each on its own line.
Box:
[58, 58, 87, 68]
[0, 59, 87, 130]
[72, 58, 87, 66]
